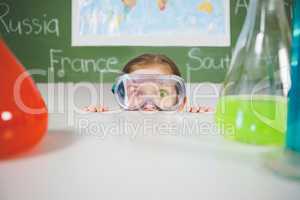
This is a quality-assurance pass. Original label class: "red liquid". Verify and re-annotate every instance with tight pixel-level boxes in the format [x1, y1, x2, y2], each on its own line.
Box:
[0, 39, 48, 158]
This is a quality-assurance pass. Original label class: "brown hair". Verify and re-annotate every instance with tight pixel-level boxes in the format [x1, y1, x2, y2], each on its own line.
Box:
[122, 53, 181, 76]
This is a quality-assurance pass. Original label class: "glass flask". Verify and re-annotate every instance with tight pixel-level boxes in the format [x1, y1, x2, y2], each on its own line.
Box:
[215, 0, 291, 145]
[265, 0, 300, 180]
[0, 38, 48, 158]
[286, 0, 300, 156]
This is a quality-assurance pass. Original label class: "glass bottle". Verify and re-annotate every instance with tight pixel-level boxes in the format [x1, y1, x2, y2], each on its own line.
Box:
[286, 0, 300, 155]
[215, 0, 291, 145]
[0, 38, 48, 158]
[265, 0, 300, 180]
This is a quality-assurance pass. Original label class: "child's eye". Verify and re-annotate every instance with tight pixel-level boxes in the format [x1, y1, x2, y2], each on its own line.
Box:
[159, 89, 169, 98]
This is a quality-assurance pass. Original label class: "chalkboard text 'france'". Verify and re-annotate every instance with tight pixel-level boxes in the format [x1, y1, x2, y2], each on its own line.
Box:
[50, 49, 119, 77]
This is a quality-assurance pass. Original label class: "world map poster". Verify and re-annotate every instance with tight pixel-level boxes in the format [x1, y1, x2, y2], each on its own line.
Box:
[72, 0, 230, 46]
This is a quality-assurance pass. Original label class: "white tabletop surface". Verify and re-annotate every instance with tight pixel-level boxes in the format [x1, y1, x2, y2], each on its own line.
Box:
[0, 84, 300, 200]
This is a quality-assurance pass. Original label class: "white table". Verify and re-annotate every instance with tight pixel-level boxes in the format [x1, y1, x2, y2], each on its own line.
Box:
[0, 84, 299, 200]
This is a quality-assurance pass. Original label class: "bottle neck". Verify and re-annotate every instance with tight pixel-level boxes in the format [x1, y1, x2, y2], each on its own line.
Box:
[292, 0, 300, 43]
[248, 0, 286, 21]
[291, 0, 300, 82]
[250, 0, 284, 12]
[244, 0, 289, 35]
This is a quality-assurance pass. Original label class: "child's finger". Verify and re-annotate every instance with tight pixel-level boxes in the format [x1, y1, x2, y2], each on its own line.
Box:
[188, 106, 214, 113]
[97, 106, 105, 112]
[95, 106, 109, 112]
[88, 105, 97, 112]
[189, 107, 198, 113]
[100, 106, 107, 112]
[201, 106, 213, 112]
[204, 106, 212, 112]
[199, 106, 206, 113]
[95, 106, 102, 112]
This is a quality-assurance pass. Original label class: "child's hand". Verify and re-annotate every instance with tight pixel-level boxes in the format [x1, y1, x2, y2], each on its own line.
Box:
[82, 105, 108, 112]
[188, 106, 214, 113]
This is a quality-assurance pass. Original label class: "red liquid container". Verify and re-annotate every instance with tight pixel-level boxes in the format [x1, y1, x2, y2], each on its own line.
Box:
[0, 38, 48, 158]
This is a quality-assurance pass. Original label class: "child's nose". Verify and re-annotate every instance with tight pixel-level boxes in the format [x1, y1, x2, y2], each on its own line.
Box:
[142, 103, 157, 111]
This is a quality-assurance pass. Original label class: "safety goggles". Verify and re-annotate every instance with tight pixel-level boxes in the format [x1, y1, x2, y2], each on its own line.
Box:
[112, 74, 186, 111]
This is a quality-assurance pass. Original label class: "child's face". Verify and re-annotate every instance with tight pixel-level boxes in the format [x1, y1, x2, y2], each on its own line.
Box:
[126, 64, 186, 111]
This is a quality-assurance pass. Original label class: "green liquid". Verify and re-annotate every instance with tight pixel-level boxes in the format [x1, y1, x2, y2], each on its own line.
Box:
[215, 95, 287, 145]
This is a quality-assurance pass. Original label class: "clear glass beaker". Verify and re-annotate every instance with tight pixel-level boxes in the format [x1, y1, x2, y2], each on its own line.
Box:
[215, 0, 291, 145]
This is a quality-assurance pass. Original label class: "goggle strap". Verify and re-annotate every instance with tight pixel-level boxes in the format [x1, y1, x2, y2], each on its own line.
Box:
[111, 84, 116, 94]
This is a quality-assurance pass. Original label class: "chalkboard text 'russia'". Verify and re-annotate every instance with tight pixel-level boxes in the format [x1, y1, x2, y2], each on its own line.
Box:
[0, 2, 59, 37]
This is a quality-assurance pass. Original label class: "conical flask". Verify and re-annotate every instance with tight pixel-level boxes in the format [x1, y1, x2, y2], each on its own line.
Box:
[0, 38, 48, 158]
[215, 0, 291, 145]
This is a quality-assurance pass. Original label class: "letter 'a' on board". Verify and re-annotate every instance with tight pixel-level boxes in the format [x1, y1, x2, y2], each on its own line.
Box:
[215, 0, 291, 146]
[0, 37, 48, 159]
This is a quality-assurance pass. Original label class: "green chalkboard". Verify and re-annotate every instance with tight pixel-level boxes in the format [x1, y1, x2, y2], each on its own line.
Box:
[0, 0, 292, 83]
